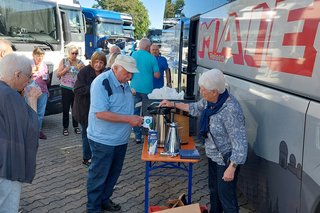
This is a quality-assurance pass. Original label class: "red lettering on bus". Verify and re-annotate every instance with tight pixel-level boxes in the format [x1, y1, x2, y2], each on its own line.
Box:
[213, 12, 244, 65]
[244, 3, 271, 68]
[198, 0, 320, 77]
[266, 1, 320, 76]
[198, 19, 219, 59]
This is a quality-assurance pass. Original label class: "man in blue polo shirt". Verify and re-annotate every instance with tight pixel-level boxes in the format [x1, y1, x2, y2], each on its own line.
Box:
[131, 38, 160, 143]
[86, 55, 143, 213]
[150, 44, 172, 89]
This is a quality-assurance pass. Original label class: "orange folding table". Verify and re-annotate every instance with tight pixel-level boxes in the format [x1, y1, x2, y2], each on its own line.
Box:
[141, 137, 200, 213]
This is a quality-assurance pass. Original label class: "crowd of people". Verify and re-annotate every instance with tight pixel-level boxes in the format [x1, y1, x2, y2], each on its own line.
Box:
[0, 37, 248, 213]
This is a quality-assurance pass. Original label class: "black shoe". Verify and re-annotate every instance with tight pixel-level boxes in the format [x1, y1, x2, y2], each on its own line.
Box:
[82, 159, 91, 166]
[39, 131, 47, 140]
[74, 127, 81, 134]
[101, 200, 121, 212]
[63, 128, 69, 136]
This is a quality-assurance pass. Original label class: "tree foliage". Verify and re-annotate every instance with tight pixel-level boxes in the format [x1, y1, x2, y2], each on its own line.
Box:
[94, 0, 150, 39]
[164, 0, 185, 18]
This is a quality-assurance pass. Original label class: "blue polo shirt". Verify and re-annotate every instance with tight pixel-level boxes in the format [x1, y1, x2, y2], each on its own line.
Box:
[153, 55, 169, 89]
[131, 50, 159, 94]
[87, 70, 134, 146]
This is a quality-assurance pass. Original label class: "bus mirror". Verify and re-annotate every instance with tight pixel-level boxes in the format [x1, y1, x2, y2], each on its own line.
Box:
[82, 13, 87, 34]
[61, 11, 71, 44]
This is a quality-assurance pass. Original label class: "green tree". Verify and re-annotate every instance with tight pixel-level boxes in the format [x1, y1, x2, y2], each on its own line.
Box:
[94, 0, 150, 39]
[164, 0, 175, 18]
[164, 0, 185, 18]
[174, 0, 185, 17]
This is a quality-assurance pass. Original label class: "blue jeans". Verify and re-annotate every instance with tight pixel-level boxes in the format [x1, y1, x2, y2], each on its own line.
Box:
[208, 157, 240, 213]
[87, 140, 127, 212]
[133, 92, 148, 141]
[37, 93, 48, 130]
[0, 177, 22, 213]
[81, 123, 91, 161]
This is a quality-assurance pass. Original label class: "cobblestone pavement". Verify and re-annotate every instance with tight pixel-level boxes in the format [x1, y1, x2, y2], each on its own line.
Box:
[20, 113, 254, 213]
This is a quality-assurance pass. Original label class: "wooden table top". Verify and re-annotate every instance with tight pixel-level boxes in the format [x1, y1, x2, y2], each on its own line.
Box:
[141, 136, 200, 163]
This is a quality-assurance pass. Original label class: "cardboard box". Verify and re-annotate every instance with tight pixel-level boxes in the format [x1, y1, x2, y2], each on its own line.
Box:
[154, 203, 201, 213]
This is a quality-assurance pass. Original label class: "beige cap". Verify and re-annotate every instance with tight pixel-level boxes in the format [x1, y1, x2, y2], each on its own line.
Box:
[114, 55, 139, 73]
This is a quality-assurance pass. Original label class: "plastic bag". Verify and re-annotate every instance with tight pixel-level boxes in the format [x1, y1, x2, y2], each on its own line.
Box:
[148, 86, 184, 100]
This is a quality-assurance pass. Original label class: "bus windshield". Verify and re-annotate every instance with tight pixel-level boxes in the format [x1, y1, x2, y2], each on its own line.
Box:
[123, 27, 134, 38]
[96, 22, 124, 37]
[61, 7, 85, 34]
[0, 0, 59, 44]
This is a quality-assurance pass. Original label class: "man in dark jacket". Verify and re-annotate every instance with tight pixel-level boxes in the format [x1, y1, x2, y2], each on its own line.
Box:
[0, 54, 41, 212]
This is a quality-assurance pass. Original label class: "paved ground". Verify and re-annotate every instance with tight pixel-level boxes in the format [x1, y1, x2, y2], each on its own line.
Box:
[19, 113, 255, 213]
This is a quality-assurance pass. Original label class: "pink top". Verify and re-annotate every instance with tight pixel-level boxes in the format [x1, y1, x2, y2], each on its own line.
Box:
[32, 61, 49, 94]
[59, 58, 84, 90]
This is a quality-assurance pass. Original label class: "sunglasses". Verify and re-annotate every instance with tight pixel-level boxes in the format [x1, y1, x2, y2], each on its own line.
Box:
[71, 52, 79, 55]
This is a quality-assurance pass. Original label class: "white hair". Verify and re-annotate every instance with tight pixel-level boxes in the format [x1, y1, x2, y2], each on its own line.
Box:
[109, 45, 121, 54]
[0, 54, 32, 79]
[198, 69, 226, 94]
[0, 39, 12, 51]
[138, 38, 151, 50]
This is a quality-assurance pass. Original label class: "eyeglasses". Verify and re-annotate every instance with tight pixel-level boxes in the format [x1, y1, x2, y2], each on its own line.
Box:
[21, 72, 32, 80]
[71, 52, 79, 55]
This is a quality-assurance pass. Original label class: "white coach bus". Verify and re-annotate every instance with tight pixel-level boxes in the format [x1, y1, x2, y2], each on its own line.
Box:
[0, 0, 85, 114]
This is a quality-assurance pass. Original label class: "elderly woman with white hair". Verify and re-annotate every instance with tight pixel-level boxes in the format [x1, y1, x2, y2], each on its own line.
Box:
[160, 69, 248, 213]
[0, 54, 41, 212]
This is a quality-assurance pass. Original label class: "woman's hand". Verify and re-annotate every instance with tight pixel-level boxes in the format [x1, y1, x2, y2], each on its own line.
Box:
[77, 63, 85, 70]
[64, 65, 71, 72]
[28, 86, 42, 99]
[27, 87, 42, 112]
[222, 165, 236, 182]
[159, 100, 174, 108]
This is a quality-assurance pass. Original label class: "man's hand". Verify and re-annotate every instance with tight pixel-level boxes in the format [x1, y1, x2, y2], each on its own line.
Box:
[128, 115, 143, 127]
[131, 88, 136, 95]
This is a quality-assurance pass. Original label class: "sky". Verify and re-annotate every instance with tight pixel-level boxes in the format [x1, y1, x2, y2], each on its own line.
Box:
[78, 0, 166, 29]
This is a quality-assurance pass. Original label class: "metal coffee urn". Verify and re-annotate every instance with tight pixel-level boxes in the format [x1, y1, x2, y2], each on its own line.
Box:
[164, 122, 181, 155]
[147, 102, 172, 147]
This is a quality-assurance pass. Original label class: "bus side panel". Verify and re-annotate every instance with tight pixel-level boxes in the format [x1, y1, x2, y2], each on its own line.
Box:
[225, 75, 308, 212]
[84, 29, 95, 59]
[197, 0, 320, 102]
[301, 102, 320, 212]
[83, 11, 95, 59]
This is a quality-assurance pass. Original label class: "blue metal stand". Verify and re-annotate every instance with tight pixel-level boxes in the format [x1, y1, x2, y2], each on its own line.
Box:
[144, 161, 194, 213]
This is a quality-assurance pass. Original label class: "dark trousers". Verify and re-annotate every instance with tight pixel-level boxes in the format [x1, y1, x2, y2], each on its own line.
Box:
[87, 140, 127, 212]
[81, 123, 91, 161]
[208, 157, 240, 213]
[61, 87, 78, 129]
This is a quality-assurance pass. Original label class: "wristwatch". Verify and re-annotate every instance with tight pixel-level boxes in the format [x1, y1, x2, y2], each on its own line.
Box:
[230, 162, 238, 168]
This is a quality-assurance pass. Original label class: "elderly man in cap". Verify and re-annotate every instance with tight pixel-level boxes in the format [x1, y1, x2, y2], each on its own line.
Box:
[86, 55, 143, 212]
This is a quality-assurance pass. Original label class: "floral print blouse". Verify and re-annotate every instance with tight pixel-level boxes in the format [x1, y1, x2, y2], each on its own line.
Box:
[189, 95, 248, 166]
